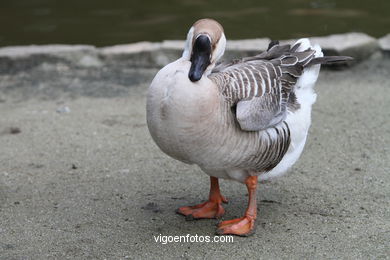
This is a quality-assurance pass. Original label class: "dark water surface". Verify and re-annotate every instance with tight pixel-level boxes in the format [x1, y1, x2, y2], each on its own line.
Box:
[1, 0, 389, 47]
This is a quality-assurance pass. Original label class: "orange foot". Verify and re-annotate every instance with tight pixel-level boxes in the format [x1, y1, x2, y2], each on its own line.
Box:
[216, 215, 256, 236]
[176, 196, 227, 220]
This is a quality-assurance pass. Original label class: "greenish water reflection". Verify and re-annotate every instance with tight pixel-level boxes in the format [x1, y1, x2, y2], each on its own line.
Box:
[0, 0, 389, 47]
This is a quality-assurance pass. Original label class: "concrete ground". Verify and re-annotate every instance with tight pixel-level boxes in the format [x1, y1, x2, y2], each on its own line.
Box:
[0, 55, 389, 259]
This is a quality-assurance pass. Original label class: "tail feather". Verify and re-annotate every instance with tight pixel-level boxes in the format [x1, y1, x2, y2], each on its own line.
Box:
[292, 39, 352, 67]
[306, 56, 353, 66]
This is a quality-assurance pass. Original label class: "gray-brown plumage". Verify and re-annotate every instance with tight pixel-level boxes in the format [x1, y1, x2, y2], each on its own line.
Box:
[211, 41, 352, 131]
[147, 34, 352, 181]
[147, 18, 352, 236]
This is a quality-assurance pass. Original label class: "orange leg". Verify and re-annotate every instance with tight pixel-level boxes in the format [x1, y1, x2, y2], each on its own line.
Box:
[177, 177, 227, 220]
[216, 175, 258, 236]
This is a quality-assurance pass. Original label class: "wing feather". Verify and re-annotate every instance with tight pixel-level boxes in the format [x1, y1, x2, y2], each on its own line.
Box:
[210, 43, 311, 131]
[210, 40, 351, 132]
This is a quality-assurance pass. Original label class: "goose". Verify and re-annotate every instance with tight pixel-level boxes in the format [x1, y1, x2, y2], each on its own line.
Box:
[146, 18, 351, 236]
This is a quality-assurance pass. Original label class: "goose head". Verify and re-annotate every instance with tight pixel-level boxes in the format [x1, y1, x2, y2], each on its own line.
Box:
[182, 18, 226, 82]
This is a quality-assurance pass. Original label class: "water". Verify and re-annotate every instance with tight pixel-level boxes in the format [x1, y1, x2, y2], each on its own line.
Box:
[0, 0, 389, 47]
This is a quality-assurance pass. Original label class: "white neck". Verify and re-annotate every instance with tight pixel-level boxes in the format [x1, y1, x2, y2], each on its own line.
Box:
[182, 27, 194, 60]
[211, 33, 226, 64]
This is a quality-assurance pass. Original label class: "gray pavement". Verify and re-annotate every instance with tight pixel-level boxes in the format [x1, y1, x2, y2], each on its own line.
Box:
[0, 54, 389, 259]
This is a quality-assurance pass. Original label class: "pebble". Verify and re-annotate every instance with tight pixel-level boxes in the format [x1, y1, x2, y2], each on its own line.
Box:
[56, 106, 71, 113]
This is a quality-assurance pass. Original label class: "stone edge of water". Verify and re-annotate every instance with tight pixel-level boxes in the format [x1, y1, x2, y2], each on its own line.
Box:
[0, 32, 386, 70]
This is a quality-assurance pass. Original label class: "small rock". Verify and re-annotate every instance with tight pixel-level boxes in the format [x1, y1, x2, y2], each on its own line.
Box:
[2, 243, 15, 250]
[56, 106, 70, 113]
[71, 164, 77, 170]
[226, 38, 270, 51]
[225, 38, 271, 61]
[78, 55, 103, 67]
[141, 202, 162, 213]
[1, 127, 21, 135]
[379, 33, 390, 55]
[29, 163, 44, 169]
[100, 42, 161, 55]
[311, 33, 379, 63]
[0, 44, 95, 58]
[9, 127, 21, 134]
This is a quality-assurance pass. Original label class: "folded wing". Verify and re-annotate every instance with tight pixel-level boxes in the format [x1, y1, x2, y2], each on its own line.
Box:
[210, 41, 351, 131]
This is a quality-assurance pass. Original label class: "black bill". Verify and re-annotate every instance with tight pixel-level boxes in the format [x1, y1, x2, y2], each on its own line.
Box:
[188, 35, 211, 82]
